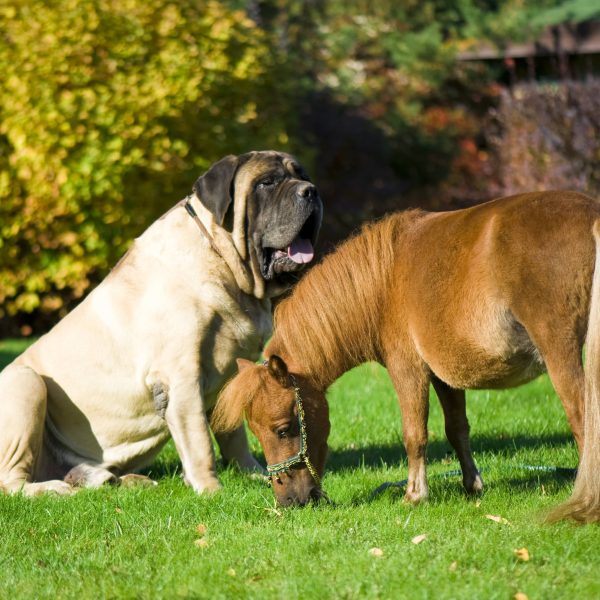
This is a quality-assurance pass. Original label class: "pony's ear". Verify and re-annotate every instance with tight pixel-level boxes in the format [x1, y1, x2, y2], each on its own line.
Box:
[267, 355, 290, 387]
[193, 155, 238, 226]
[236, 358, 255, 372]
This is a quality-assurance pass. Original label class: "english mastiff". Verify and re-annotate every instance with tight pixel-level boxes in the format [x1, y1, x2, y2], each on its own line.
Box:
[0, 150, 322, 495]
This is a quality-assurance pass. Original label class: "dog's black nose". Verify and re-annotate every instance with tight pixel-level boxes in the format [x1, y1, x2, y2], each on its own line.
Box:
[296, 184, 318, 202]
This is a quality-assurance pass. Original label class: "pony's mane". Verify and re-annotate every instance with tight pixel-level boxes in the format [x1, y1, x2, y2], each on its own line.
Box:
[270, 210, 424, 388]
[211, 366, 268, 432]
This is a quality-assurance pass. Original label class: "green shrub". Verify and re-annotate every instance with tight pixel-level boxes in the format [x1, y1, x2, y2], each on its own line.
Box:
[0, 0, 299, 322]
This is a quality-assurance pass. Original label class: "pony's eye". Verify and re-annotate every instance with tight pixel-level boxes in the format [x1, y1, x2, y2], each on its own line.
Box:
[277, 427, 290, 439]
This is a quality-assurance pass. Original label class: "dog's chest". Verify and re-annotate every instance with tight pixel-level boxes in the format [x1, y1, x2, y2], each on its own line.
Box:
[201, 295, 272, 399]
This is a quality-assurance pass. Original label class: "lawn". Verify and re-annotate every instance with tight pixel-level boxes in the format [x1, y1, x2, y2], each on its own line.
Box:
[0, 338, 597, 599]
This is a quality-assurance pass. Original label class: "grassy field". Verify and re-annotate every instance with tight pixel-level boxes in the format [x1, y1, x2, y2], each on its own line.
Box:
[0, 338, 598, 599]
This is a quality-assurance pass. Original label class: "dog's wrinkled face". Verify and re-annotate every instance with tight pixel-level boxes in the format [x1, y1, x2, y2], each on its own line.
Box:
[194, 151, 323, 287]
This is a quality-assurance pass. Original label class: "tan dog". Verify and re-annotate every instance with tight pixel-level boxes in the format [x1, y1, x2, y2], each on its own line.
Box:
[0, 151, 322, 495]
[213, 191, 600, 522]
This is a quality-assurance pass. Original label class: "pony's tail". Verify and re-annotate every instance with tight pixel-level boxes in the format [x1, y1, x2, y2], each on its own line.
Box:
[549, 219, 600, 523]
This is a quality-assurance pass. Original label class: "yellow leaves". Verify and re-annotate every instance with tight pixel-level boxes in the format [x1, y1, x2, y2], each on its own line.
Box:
[0, 0, 297, 322]
[194, 523, 209, 549]
[485, 514, 511, 525]
[514, 547, 530, 562]
[411, 534, 427, 545]
[368, 547, 384, 557]
[514, 593, 529, 600]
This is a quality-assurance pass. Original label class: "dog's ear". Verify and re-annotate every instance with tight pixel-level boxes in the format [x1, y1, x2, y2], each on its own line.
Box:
[193, 155, 239, 226]
[267, 355, 291, 388]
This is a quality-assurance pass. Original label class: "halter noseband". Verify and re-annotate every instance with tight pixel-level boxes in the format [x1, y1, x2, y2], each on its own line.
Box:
[263, 365, 321, 487]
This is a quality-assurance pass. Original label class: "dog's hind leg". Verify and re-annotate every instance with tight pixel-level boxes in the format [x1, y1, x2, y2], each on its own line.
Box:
[64, 463, 118, 487]
[431, 377, 483, 495]
[63, 464, 157, 488]
[0, 364, 72, 496]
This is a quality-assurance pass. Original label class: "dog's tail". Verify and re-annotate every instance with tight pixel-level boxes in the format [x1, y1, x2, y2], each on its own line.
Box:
[549, 219, 600, 523]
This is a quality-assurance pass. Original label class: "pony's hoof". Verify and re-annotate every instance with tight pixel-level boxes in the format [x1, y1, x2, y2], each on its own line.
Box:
[403, 490, 428, 505]
[464, 473, 484, 495]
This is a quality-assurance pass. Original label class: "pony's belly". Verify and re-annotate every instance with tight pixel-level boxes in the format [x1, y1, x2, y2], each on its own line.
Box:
[430, 347, 546, 390]
[418, 309, 547, 390]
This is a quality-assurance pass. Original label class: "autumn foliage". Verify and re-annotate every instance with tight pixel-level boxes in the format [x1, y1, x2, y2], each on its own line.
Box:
[0, 0, 300, 325]
[1, 0, 599, 331]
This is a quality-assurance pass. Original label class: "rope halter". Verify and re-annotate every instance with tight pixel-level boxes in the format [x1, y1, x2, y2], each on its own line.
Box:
[264, 370, 321, 487]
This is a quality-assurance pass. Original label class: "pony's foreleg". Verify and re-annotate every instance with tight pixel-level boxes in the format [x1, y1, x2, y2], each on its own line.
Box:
[432, 377, 483, 495]
[387, 359, 430, 504]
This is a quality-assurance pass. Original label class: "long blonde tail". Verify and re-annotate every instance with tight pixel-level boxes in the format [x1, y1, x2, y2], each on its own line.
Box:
[549, 220, 600, 523]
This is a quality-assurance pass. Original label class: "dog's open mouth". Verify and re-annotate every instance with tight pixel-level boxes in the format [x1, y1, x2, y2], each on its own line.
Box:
[262, 212, 320, 281]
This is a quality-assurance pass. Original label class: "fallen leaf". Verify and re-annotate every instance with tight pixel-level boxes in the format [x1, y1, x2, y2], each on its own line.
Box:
[485, 514, 510, 525]
[411, 534, 427, 545]
[449, 561, 458, 572]
[194, 538, 209, 549]
[227, 568, 236, 577]
[475, 500, 481, 508]
[196, 523, 207, 536]
[368, 547, 384, 557]
[514, 548, 530, 562]
[514, 593, 529, 600]
[115, 507, 123, 514]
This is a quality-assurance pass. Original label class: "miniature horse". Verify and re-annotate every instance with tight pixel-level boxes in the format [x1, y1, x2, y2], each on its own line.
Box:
[213, 191, 600, 523]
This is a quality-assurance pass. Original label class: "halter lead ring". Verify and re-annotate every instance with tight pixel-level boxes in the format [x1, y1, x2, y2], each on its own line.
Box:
[265, 372, 321, 487]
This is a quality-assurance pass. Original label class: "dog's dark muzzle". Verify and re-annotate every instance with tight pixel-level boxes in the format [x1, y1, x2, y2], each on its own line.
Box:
[261, 186, 322, 281]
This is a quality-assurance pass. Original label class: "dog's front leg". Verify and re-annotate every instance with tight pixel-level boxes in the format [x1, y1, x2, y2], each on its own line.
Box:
[214, 426, 265, 474]
[164, 377, 221, 494]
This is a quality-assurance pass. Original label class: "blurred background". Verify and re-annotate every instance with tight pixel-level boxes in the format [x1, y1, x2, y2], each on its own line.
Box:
[1, 0, 600, 336]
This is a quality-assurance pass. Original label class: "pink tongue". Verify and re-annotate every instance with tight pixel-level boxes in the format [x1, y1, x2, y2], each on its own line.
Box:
[287, 237, 314, 264]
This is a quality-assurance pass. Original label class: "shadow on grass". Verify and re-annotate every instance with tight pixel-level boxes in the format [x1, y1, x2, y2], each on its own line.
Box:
[346, 468, 576, 507]
[329, 433, 576, 506]
[141, 431, 576, 508]
[327, 431, 575, 472]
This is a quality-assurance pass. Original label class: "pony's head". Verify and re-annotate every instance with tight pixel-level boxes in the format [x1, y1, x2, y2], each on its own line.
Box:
[212, 356, 330, 506]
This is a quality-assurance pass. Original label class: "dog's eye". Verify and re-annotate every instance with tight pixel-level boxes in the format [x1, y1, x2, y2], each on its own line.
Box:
[257, 178, 276, 189]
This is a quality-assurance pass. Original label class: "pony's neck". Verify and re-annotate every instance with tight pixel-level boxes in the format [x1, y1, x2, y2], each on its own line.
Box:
[265, 211, 422, 390]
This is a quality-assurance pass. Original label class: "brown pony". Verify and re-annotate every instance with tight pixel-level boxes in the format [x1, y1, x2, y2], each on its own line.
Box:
[212, 191, 600, 522]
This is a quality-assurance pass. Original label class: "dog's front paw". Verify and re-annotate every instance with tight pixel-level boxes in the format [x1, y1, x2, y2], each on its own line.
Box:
[185, 474, 222, 495]
[228, 454, 267, 475]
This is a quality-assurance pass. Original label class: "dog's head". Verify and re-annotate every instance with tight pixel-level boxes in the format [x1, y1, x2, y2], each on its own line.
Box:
[193, 151, 323, 290]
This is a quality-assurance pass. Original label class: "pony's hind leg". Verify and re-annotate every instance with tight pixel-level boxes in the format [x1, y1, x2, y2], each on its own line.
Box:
[0, 364, 72, 496]
[431, 377, 483, 494]
[537, 343, 584, 455]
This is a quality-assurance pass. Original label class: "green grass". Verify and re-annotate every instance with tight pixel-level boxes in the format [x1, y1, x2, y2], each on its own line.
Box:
[0, 339, 598, 599]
